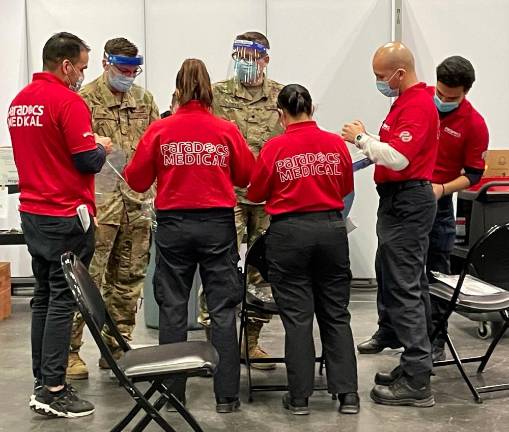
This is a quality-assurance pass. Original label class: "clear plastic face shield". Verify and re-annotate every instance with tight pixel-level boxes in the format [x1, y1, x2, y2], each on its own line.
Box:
[104, 53, 144, 93]
[228, 39, 269, 86]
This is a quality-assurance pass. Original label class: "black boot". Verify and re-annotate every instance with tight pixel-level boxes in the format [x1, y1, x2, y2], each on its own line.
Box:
[282, 393, 309, 415]
[338, 392, 360, 414]
[374, 365, 403, 386]
[216, 397, 240, 413]
[357, 331, 402, 354]
[370, 374, 434, 407]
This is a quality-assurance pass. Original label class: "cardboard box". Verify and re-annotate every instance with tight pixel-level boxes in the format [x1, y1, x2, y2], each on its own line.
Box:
[0, 262, 11, 320]
[483, 150, 509, 177]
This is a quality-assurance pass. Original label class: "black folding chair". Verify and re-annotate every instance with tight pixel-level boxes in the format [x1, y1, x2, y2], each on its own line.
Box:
[238, 233, 329, 402]
[61, 252, 219, 432]
[430, 223, 509, 403]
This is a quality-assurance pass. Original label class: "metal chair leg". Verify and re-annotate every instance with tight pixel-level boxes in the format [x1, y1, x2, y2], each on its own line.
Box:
[477, 317, 509, 374]
[445, 334, 482, 403]
[158, 383, 204, 432]
[110, 383, 158, 432]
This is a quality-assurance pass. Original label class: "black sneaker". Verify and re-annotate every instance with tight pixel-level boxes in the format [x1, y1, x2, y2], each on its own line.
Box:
[216, 397, 240, 413]
[338, 392, 360, 414]
[30, 378, 43, 402]
[29, 384, 95, 418]
[282, 393, 309, 415]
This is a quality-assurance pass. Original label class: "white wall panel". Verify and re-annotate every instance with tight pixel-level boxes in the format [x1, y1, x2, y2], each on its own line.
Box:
[26, 0, 146, 88]
[403, 0, 509, 149]
[267, 0, 392, 278]
[0, 0, 28, 147]
[145, 0, 266, 110]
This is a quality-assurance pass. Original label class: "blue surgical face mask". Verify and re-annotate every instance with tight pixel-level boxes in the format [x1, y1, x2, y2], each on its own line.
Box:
[108, 73, 135, 93]
[434, 94, 459, 113]
[375, 69, 401, 98]
[234, 60, 258, 84]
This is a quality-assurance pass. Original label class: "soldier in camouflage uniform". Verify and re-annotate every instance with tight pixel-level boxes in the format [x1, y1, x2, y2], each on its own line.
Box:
[198, 32, 284, 370]
[67, 38, 159, 379]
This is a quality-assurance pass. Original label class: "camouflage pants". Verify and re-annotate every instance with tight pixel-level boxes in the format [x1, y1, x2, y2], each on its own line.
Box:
[198, 203, 272, 327]
[70, 217, 152, 352]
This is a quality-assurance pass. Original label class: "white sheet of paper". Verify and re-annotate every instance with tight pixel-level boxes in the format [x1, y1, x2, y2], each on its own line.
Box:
[432, 272, 505, 296]
[0, 187, 8, 219]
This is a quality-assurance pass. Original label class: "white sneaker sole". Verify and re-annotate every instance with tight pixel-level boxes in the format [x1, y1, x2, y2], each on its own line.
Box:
[29, 398, 95, 418]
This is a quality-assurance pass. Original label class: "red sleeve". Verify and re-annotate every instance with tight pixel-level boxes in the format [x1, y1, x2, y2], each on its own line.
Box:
[228, 125, 255, 187]
[123, 125, 157, 192]
[389, 106, 436, 162]
[464, 115, 489, 170]
[247, 148, 272, 203]
[60, 97, 97, 154]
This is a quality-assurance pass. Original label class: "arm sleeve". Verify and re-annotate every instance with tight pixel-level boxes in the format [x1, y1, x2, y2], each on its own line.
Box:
[229, 125, 255, 187]
[247, 150, 272, 203]
[357, 134, 409, 171]
[123, 126, 157, 193]
[148, 96, 160, 124]
[72, 144, 106, 174]
[60, 98, 98, 154]
[464, 116, 489, 171]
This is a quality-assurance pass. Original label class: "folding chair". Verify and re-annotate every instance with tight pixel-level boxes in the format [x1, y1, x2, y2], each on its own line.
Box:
[61, 252, 219, 432]
[238, 233, 330, 402]
[430, 223, 509, 403]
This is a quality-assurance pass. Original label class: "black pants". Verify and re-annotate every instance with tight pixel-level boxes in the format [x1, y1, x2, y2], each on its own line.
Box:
[21, 212, 95, 387]
[154, 208, 242, 399]
[427, 195, 456, 348]
[266, 211, 358, 398]
[375, 182, 436, 383]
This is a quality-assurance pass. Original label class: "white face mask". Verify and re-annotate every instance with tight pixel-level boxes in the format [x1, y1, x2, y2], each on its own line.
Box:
[65, 62, 84, 92]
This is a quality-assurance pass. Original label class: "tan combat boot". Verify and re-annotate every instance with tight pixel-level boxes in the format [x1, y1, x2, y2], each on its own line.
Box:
[66, 351, 89, 380]
[98, 347, 124, 369]
[242, 321, 276, 370]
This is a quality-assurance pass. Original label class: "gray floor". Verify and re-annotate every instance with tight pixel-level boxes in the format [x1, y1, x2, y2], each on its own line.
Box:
[1, 289, 508, 432]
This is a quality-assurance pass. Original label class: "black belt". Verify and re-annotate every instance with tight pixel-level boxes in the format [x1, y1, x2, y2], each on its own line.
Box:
[271, 210, 343, 223]
[376, 180, 431, 196]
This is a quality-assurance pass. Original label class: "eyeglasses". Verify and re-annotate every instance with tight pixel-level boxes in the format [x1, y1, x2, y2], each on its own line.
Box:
[231, 52, 266, 62]
[111, 64, 143, 78]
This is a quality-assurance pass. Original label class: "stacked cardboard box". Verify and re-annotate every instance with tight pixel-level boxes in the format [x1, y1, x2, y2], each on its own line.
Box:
[0, 262, 12, 320]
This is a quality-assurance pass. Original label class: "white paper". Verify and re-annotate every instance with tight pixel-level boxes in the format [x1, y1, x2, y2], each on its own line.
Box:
[432, 272, 505, 296]
[0, 187, 8, 219]
[0, 147, 19, 185]
[76, 204, 90, 232]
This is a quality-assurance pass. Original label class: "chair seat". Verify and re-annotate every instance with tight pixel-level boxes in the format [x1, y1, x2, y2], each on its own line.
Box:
[118, 341, 218, 379]
[246, 283, 279, 314]
[430, 282, 509, 313]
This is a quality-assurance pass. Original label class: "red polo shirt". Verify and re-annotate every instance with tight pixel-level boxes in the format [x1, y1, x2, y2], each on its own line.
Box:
[124, 100, 255, 210]
[376, 82, 439, 184]
[431, 91, 489, 184]
[8, 72, 97, 217]
[247, 121, 353, 215]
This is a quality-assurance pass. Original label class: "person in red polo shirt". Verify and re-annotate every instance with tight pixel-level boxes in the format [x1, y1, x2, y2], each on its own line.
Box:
[342, 42, 438, 407]
[428, 56, 489, 360]
[124, 59, 254, 413]
[248, 84, 359, 416]
[8, 32, 111, 418]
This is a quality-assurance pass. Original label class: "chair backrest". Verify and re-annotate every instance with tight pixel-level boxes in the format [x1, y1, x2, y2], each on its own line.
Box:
[61, 252, 131, 358]
[466, 222, 509, 290]
[244, 232, 269, 282]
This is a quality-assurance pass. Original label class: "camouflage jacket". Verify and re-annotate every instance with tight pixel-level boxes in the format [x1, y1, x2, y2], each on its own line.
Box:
[80, 75, 159, 225]
[212, 78, 284, 203]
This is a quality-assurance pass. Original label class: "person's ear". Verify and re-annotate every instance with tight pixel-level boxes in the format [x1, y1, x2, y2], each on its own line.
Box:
[102, 58, 108, 70]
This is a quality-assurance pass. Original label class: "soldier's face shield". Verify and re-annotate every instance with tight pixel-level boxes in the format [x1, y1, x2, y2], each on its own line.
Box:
[104, 53, 144, 93]
[229, 40, 269, 86]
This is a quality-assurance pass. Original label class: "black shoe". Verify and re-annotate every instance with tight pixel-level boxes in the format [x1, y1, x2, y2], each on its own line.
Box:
[338, 392, 360, 414]
[357, 332, 402, 354]
[30, 384, 95, 418]
[30, 379, 43, 402]
[375, 366, 403, 386]
[166, 393, 186, 412]
[216, 397, 240, 413]
[432, 345, 446, 362]
[282, 393, 309, 415]
[370, 375, 435, 407]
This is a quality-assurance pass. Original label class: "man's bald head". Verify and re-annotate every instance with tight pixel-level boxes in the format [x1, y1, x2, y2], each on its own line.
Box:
[372, 42, 418, 94]
[373, 42, 415, 72]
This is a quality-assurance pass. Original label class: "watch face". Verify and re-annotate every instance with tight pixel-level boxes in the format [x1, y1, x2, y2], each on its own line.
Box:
[355, 134, 363, 141]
